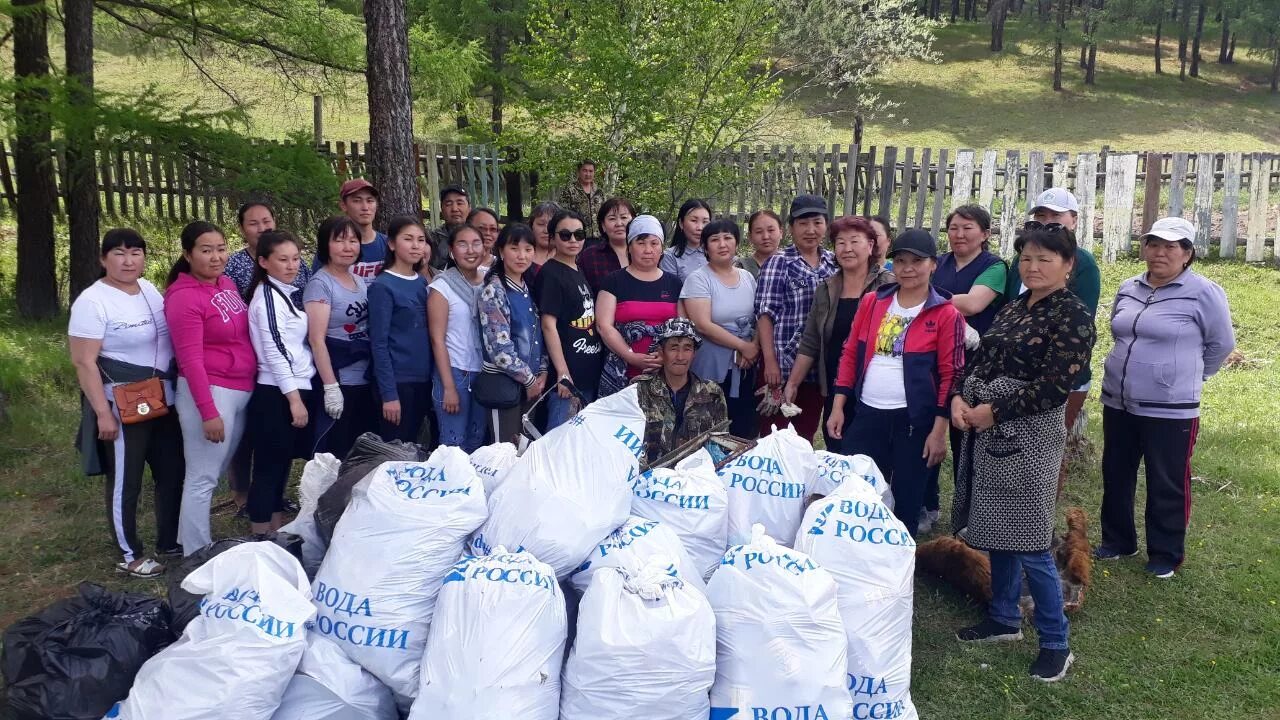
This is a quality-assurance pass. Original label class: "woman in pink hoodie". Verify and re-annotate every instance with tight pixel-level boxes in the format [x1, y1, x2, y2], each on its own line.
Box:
[164, 221, 256, 555]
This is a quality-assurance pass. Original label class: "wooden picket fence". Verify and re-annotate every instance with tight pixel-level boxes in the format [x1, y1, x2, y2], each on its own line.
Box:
[683, 145, 1279, 263]
[2, 138, 1277, 262]
[0, 138, 507, 231]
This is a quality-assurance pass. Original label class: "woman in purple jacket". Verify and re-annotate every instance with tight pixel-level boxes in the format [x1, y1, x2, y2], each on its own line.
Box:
[1097, 217, 1235, 579]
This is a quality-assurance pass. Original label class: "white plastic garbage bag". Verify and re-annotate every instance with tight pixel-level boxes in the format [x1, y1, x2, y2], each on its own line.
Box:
[794, 475, 918, 720]
[559, 560, 716, 720]
[108, 542, 315, 720]
[718, 426, 819, 547]
[809, 451, 895, 510]
[630, 448, 728, 581]
[280, 453, 342, 576]
[469, 442, 519, 495]
[569, 516, 705, 596]
[270, 636, 397, 720]
[707, 526, 852, 720]
[471, 386, 645, 577]
[408, 549, 566, 720]
[311, 447, 487, 708]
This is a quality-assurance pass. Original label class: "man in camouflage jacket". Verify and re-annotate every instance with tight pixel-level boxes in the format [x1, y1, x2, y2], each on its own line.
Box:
[634, 318, 728, 464]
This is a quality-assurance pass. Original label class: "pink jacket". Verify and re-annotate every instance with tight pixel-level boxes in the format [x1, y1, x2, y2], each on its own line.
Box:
[164, 273, 256, 421]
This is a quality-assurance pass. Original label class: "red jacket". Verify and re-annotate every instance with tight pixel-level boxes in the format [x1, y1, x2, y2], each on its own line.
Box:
[833, 284, 966, 430]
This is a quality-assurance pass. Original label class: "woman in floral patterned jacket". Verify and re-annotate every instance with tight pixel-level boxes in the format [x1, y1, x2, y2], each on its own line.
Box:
[478, 224, 548, 444]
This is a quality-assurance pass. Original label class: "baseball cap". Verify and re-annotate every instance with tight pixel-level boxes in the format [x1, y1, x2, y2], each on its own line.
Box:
[788, 194, 829, 222]
[889, 229, 938, 259]
[1030, 187, 1080, 214]
[649, 317, 702, 353]
[1143, 217, 1196, 243]
[440, 184, 469, 201]
[339, 178, 378, 200]
[627, 214, 665, 244]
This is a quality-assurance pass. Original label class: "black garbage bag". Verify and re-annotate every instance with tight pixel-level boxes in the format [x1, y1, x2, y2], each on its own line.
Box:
[2, 583, 174, 720]
[165, 532, 304, 635]
[314, 432, 426, 547]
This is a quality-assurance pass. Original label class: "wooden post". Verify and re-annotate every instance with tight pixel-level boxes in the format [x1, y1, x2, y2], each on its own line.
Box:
[843, 143, 858, 215]
[738, 145, 749, 223]
[914, 148, 931, 229]
[1191, 152, 1215, 255]
[861, 146, 877, 216]
[426, 142, 440, 227]
[1052, 152, 1070, 189]
[1221, 152, 1242, 258]
[952, 149, 975, 209]
[828, 144, 841, 216]
[1141, 152, 1163, 234]
[0, 141, 17, 211]
[1168, 152, 1189, 217]
[313, 95, 323, 148]
[336, 141, 349, 181]
[1102, 153, 1138, 261]
[978, 149, 998, 212]
[1026, 150, 1046, 207]
[931, 149, 948, 234]
[878, 146, 897, 219]
[999, 150, 1021, 256]
[1076, 152, 1099, 251]
[897, 147, 914, 232]
[1245, 153, 1270, 262]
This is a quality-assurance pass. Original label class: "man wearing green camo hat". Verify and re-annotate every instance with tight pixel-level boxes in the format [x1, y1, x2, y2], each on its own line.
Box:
[634, 318, 728, 464]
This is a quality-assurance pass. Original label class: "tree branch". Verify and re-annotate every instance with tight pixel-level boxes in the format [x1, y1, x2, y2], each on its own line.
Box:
[94, 0, 365, 73]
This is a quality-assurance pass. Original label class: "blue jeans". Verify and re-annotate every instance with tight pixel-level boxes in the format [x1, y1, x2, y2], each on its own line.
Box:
[989, 550, 1070, 650]
[546, 385, 597, 431]
[432, 368, 486, 452]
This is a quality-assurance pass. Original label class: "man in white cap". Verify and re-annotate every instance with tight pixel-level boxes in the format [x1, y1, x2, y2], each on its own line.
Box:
[1006, 187, 1101, 492]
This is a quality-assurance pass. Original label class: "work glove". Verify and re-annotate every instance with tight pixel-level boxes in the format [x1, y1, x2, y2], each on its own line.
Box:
[755, 385, 782, 416]
[323, 383, 344, 419]
[964, 323, 981, 351]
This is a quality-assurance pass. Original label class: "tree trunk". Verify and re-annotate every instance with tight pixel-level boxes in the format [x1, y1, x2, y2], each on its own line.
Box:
[1272, 47, 1280, 93]
[1053, 0, 1065, 91]
[1080, 41, 1089, 68]
[990, 0, 1008, 51]
[951, 0, 960, 22]
[13, 0, 59, 319]
[1228, 32, 1236, 63]
[1086, 41, 1098, 84]
[1178, 0, 1190, 70]
[1155, 17, 1163, 73]
[455, 103, 469, 131]
[1189, 0, 1206, 77]
[1218, 14, 1231, 63]
[65, 0, 99, 303]
[363, 0, 420, 226]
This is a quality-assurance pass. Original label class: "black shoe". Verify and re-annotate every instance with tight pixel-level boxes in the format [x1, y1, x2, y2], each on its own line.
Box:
[1093, 545, 1137, 561]
[1030, 648, 1074, 682]
[156, 545, 184, 558]
[956, 619, 1023, 643]
[1145, 560, 1177, 579]
[283, 498, 301, 514]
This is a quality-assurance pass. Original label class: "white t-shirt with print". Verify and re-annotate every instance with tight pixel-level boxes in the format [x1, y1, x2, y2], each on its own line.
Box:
[859, 295, 924, 410]
[68, 279, 174, 403]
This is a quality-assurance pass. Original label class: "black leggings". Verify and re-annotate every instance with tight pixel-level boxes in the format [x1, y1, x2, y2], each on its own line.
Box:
[247, 383, 313, 524]
[376, 381, 432, 445]
[315, 384, 377, 460]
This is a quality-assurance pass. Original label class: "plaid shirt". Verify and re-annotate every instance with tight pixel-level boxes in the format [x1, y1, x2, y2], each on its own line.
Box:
[578, 242, 624, 296]
[754, 245, 837, 379]
[224, 248, 312, 295]
[557, 182, 607, 237]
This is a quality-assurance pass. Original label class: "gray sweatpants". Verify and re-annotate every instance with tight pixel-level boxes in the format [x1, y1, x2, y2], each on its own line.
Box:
[175, 378, 251, 555]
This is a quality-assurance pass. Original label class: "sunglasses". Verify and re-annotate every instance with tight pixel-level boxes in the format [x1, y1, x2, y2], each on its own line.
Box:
[556, 229, 587, 242]
[1023, 221, 1066, 233]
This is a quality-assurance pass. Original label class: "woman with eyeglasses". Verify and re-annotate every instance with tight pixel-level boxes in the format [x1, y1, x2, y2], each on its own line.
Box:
[533, 210, 605, 428]
[596, 214, 684, 397]
[949, 224, 1096, 683]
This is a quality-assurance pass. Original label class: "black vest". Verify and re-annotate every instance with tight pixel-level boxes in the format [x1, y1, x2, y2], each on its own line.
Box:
[934, 250, 1006, 334]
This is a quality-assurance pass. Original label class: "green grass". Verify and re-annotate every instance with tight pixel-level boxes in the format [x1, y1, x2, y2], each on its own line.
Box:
[1, 237, 1278, 717]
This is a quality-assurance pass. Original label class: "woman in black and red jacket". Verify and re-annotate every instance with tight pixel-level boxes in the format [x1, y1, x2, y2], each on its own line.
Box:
[826, 229, 966, 537]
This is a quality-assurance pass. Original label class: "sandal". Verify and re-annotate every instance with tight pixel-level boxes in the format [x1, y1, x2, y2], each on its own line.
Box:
[116, 558, 165, 578]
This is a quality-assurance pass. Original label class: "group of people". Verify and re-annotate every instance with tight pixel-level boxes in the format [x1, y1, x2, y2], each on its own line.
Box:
[71, 163, 1235, 683]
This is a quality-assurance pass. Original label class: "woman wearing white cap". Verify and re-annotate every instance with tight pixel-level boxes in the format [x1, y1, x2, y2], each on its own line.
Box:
[1096, 217, 1235, 579]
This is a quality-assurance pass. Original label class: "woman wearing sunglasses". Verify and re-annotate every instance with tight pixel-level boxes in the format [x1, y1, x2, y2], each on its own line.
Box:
[596, 214, 684, 397]
[533, 210, 605, 428]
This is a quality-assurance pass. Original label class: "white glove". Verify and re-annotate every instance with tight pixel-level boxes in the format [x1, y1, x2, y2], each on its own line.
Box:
[754, 385, 782, 416]
[323, 383, 344, 419]
[780, 402, 802, 418]
[963, 323, 981, 351]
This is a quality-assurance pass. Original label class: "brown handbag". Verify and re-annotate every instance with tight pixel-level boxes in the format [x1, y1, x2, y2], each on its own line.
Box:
[111, 376, 169, 424]
[101, 289, 169, 425]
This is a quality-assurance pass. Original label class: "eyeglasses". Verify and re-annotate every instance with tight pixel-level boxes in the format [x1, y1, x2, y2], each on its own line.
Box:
[1023, 221, 1066, 233]
[556, 229, 587, 242]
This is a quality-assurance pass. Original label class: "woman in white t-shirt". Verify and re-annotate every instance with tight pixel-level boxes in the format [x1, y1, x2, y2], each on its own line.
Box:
[246, 230, 316, 536]
[680, 219, 759, 438]
[825, 230, 967, 538]
[69, 228, 184, 578]
[427, 224, 488, 451]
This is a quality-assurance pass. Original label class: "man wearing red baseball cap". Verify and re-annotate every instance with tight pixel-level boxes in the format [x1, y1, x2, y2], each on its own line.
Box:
[339, 178, 390, 278]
